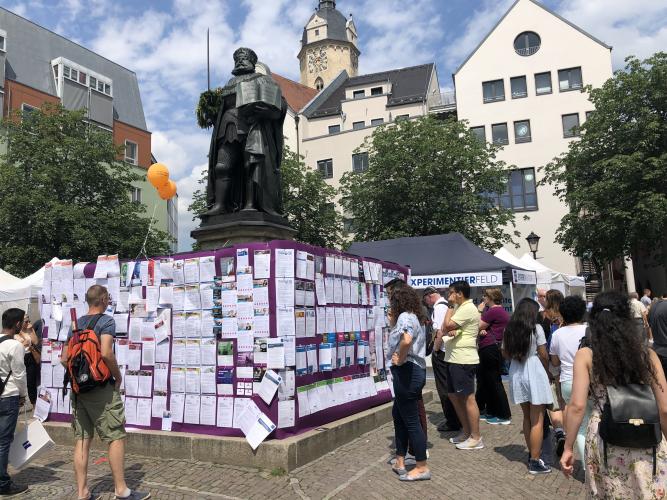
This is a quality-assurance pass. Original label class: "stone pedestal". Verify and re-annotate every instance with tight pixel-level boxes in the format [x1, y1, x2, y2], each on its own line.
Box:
[191, 211, 297, 249]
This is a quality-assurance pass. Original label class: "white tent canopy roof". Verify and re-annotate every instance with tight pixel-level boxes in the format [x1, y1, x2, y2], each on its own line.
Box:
[0, 258, 57, 302]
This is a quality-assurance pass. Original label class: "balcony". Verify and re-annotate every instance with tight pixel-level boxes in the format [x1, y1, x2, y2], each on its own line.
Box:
[428, 91, 456, 115]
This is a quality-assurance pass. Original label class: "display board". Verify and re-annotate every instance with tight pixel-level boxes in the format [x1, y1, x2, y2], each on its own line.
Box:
[37, 241, 408, 448]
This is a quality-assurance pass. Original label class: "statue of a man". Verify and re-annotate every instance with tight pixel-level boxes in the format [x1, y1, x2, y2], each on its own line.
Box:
[197, 48, 287, 216]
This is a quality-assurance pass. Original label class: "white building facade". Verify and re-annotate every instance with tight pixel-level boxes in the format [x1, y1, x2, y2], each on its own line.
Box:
[453, 0, 612, 274]
[293, 0, 613, 274]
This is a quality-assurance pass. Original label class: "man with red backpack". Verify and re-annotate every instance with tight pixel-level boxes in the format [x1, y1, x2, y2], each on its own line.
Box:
[61, 285, 149, 500]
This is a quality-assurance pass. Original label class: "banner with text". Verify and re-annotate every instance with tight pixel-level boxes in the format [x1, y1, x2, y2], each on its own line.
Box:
[409, 271, 503, 289]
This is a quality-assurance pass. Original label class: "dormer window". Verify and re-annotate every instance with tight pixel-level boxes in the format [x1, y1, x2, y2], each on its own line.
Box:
[352, 90, 365, 99]
[370, 87, 383, 96]
[53, 58, 113, 97]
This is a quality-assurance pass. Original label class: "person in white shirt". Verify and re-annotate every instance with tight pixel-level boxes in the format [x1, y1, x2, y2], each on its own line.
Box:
[629, 292, 650, 340]
[0, 308, 29, 496]
[549, 296, 588, 462]
[423, 287, 461, 433]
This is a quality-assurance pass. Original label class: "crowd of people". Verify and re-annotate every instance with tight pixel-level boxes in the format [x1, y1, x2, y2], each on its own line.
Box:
[0, 285, 149, 499]
[385, 278, 667, 497]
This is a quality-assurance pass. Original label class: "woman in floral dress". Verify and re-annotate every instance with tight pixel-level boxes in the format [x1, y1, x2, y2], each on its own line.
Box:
[560, 291, 667, 498]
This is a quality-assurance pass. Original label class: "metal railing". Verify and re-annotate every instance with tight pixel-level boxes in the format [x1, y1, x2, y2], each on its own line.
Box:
[515, 45, 540, 57]
[428, 90, 456, 110]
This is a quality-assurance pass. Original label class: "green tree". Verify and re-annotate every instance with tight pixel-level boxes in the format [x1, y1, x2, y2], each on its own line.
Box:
[0, 104, 170, 276]
[188, 146, 343, 248]
[541, 53, 667, 270]
[339, 116, 516, 250]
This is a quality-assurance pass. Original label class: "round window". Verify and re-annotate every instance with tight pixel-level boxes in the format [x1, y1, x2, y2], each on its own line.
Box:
[514, 31, 541, 56]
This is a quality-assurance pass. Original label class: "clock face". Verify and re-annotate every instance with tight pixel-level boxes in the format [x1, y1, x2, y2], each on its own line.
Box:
[307, 48, 328, 74]
[517, 124, 529, 137]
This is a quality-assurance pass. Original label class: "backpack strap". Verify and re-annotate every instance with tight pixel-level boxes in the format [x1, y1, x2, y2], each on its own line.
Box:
[84, 314, 105, 332]
[0, 336, 15, 394]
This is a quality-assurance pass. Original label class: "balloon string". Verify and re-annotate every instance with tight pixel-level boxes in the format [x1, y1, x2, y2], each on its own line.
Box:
[135, 202, 158, 262]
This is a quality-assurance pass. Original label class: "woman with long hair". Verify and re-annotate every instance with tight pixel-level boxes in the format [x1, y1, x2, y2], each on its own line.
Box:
[476, 288, 511, 425]
[386, 286, 430, 481]
[561, 291, 667, 497]
[542, 289, 566, 456]
[503, 298, 553, 474]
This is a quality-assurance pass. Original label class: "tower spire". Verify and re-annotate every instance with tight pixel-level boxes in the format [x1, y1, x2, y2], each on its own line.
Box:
[319, 0, 336, 10]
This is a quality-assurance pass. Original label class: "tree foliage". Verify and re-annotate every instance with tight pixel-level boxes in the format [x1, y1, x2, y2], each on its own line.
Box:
[339, 116, 516, 251]
[541, 53, 667, 268]
[188, 146, 343, 248]
[0, 104, 170, 276]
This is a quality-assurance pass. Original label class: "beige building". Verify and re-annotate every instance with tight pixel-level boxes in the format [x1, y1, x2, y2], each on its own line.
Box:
[453, 0, 612, 274]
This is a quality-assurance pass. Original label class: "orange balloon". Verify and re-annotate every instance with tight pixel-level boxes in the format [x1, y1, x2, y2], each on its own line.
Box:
[158, 180, 177, 200]
[147, 163, 169, 189]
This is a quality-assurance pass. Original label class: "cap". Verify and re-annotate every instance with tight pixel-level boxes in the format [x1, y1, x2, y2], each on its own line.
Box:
[422, 286, 439, 297]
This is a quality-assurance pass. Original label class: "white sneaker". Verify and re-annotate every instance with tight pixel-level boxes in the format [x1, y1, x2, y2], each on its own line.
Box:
[449, 433, 468, 444]
[455, 437, 484, 450]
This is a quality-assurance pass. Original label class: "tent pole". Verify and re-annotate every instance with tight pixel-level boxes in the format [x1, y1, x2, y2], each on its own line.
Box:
[509, 282, 516, 312]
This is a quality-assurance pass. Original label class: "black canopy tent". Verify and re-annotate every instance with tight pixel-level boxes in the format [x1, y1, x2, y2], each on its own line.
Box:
[348, 233, 536, 309]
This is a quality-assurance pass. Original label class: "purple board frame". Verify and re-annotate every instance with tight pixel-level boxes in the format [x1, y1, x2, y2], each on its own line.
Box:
[47, 240, 408, 440]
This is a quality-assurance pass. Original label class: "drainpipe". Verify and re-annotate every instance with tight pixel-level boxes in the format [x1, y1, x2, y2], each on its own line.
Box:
[295, 113, 300, 159]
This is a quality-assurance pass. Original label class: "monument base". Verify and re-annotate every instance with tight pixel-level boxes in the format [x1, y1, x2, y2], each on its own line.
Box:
[191, 211, 297, 249]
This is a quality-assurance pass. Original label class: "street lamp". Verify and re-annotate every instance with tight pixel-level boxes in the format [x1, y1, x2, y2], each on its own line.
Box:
[526, 231, 540, 260]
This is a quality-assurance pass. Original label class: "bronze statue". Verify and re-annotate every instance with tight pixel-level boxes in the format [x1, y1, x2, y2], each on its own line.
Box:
[196, 48, 287, 216]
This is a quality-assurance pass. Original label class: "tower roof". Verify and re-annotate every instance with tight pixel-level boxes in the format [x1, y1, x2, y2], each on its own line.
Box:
[302, 1, 350, 45]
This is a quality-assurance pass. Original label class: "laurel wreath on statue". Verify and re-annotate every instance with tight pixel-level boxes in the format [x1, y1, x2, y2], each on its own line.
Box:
[195, 88, 224, 129]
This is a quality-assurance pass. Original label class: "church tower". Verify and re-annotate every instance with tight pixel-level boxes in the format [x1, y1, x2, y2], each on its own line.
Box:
[298, 0, 360, 90]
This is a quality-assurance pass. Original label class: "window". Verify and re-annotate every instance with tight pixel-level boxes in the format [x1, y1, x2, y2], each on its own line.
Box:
[317, 159, 333, 179]
[328, 124, 340, 134]
[0, 35, 5, 52]
[89, 76, 97, 90]
[482, 79, 505, 103]
[315, 29, 319, 36]
[585, 110, 594, 121]
[510, 76, 527, 99]
[491, 123, 509, 145]
[352, 152, 369, 173]
[53, 65, 58, 78]
[98, 81, 105, 92]
[371, 118, 384, 126]
[70, 68, 78, 81]
[558, 67, 583, 92]
[535, 72, 552, 95]
[124, 140, 138, 165]
[395, 114, 409, 121]
[514, 120, 532, 143]
[78, 71, 87, 85]
[498, 168, 537, 211]
[471, 126, 486, 142]
[562, 113, 580, 137]
[21, 103, 36, 121]
[352, 121, 365, 130]
[131, 187, 142, 204]
[514, 31, 541, 56]
[315, 77, 324, 91]
[370, 87, 383, 96]
[343, 218, 356, 234]
[352, 90, 365, 99]
[104, 84, 111, 95]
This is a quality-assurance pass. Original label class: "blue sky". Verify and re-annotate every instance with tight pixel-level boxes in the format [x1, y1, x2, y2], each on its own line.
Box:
[5, 0, 667, 251]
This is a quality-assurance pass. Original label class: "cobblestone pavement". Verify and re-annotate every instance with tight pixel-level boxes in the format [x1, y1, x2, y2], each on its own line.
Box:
[8, 382, 586, 499]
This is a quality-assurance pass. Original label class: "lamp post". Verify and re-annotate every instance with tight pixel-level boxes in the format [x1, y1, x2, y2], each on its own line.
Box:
[526, 231, 540, 260]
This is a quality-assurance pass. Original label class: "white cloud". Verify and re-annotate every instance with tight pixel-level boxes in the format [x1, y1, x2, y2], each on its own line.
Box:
[556, 0, 667, 68]
[174, 163, 207, 251]
[346, 0, 443, 74]
[444, 0, 514, 70]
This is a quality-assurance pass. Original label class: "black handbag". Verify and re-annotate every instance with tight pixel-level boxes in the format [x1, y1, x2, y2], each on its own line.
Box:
[598, 384, 662, 475]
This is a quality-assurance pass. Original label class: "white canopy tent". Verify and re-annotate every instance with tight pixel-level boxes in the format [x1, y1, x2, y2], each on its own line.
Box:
[518, 253, 585, 298]
[0, 259, 55, 318]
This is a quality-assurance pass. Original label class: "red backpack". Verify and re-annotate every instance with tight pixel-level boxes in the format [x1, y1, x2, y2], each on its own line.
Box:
[65, 314, 112, 394]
